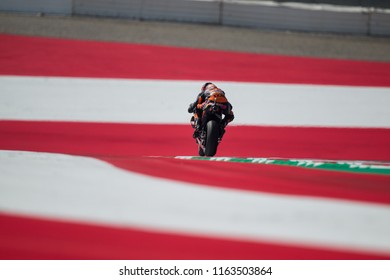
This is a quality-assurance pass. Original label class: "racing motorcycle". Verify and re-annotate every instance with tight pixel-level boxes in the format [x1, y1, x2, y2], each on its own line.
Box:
[190, 99, 226, 157]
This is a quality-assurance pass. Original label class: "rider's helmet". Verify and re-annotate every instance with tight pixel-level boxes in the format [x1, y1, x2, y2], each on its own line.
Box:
[205, 83, 217, 92]
[201, 82, 216, 92]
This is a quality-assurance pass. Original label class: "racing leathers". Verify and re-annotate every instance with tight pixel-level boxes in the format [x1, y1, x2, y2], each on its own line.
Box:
[188, 84, 234, 138]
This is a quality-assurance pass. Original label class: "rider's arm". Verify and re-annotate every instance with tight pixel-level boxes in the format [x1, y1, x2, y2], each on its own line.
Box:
[222, 103, 234, 125]
[188, 92, 205, 113]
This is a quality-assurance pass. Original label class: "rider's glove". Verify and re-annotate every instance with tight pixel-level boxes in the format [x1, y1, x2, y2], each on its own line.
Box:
[188, 104, 195, 113]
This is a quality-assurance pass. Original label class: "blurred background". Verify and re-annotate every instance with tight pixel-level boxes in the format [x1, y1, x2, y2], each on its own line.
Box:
[1, 0, 390, 61]
[1, 0, 390, 261]
[1, 0, 390, 35]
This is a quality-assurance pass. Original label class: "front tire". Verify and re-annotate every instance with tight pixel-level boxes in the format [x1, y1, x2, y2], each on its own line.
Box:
[205, 120, 219, 156]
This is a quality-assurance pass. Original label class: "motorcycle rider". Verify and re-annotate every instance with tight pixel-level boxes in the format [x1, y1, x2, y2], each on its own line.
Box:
[188, 82, 234, 138]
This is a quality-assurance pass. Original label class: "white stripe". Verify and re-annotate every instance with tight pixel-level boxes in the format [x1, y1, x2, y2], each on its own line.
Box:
[1, 76, 390, 127]
[1, 150, 389, 255]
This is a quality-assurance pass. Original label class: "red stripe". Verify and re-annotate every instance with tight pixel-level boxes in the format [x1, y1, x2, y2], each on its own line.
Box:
[104, 157, 390, 205]
[1, 120, 389, 205]
[1, 213, 388, 260]
[1, 34, 390, 86]
[1, 121, 389, 160]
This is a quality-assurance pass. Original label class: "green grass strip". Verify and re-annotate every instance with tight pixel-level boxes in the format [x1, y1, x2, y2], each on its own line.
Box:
[174, 156, 390, 175]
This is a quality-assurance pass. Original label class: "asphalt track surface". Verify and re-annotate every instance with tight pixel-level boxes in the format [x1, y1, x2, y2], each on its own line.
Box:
[1, 13, 390, 260]
[1, 12, 390, 61]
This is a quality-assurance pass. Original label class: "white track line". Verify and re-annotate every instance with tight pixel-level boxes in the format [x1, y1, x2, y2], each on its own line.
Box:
[1, 76, 390, 127]
[1, 150, 389, 255]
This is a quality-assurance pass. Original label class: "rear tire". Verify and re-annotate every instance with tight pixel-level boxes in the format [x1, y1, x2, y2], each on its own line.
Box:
[205, 120, 219, 156]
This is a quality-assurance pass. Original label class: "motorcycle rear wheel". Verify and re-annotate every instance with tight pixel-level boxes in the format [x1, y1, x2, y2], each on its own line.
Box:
[205, 120, 219, 157]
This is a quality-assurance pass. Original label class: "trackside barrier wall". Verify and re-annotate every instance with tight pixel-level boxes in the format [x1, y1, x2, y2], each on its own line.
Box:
[0, 0, 72, 14]
[222, 1, 369, 34]
[73, 0, 221, 23]
[370, 9, 390, 36]
[1, 0, 389, 36]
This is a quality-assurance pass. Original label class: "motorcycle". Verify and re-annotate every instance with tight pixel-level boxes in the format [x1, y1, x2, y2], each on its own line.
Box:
[190, 99, 226, 157]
